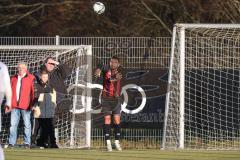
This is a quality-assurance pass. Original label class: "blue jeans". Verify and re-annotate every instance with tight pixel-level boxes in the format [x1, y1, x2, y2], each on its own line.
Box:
[9, 108, 31, 145]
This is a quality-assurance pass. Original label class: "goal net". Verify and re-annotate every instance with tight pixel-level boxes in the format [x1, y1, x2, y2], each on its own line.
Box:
[163, 24, 240, 150]
[0, 45, 92, 148]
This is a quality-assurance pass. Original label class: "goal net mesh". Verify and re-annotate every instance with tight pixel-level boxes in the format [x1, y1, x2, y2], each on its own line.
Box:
[0, 46, 92, 148]
[163, 25, 240, 149]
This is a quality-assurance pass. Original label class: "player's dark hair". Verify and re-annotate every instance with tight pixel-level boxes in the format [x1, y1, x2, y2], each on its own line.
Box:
[111, 56, 120, 62]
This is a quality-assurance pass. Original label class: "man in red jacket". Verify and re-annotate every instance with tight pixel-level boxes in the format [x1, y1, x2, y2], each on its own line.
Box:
[8, 62, 35, 148]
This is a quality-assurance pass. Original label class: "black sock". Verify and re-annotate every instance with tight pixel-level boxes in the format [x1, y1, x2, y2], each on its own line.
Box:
[104, 124, 111, 140]
[114, 124, 121, 140]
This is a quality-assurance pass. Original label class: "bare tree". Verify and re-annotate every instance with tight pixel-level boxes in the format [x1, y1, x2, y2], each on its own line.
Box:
[0, 0, 239, 36]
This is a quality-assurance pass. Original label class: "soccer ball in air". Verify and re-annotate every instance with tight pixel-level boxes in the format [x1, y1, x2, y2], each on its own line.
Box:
[93, 2, 105, 14]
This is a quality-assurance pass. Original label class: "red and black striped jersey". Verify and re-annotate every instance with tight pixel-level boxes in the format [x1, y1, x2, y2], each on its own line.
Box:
[100, 65, 122, 98]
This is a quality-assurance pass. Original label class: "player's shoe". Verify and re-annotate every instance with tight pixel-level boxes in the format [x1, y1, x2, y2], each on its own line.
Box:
[106, 140, 112, 152]
[114, 140, 122, 151]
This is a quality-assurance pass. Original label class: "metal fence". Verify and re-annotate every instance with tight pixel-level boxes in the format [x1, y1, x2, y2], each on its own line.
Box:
[0, 36, 171, 69]
[0, 36, 172, 149]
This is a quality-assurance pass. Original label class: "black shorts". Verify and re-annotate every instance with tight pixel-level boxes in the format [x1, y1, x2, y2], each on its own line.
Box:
[101, 97, 122, 115]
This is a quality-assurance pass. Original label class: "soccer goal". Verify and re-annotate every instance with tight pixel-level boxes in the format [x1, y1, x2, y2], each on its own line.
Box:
[0, 45, 92, 148]
[162, 24, 240, 150]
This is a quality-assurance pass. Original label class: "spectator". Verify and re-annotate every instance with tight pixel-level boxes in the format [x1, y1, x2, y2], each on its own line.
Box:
[8, 62, 35, 149]
[32, 55, 70, 147]
[35, 57, 71, 147]
[32, 70, 58, 148]
[42, 57, 71, 103]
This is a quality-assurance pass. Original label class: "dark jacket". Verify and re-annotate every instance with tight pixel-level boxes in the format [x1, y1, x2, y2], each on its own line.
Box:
[41, 63, 71, 94]
[34, 80, 56, 118]
[11, 72, 35, 110]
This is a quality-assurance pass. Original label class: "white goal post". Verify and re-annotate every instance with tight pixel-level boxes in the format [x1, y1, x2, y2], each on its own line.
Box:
[163, 24, 240, 150]
[0, 45, 92, 148]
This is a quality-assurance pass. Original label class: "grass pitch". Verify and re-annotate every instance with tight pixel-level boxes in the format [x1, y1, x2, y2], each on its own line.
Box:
[4, 149, 240, 160]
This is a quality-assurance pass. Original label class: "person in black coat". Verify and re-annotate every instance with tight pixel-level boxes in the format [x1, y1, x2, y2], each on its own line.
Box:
[32, 57, 71, 147]
[41, 57, 72, 112]
[43, 57, 71, 97]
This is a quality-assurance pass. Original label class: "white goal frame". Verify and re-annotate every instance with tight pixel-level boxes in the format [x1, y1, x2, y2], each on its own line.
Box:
[162, 24, 240, 149]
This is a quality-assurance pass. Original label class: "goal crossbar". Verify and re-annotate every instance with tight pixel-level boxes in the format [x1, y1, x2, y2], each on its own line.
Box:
[0, 45, 90, 50]
[175, 23, 240, 29]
